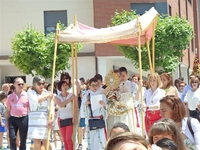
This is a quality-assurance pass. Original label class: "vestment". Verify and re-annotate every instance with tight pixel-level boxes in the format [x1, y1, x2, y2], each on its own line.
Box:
[80, 90, 107, 150]
[107, 80, 136, 133]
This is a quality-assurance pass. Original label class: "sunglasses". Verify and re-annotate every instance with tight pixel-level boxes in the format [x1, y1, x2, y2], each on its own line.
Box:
[18, 83, 24, 86]
[179, 85, 185, 87]
[37, 82, 45, 86]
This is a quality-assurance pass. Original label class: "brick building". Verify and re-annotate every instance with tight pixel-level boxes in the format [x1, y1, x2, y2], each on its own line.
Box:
[94, 0, 200, 82]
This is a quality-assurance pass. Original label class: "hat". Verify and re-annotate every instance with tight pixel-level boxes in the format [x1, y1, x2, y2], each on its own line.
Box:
[33, 76, 45, 84]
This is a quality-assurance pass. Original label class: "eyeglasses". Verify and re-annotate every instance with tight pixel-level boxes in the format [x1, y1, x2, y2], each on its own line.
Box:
[62, 78, 69, 80]
[18, 83, 24, 86]
[37, 82, 45, 86]
[179, 85, 185, 87]
[90, 84, 98, 87]
[191, 82, 198, 84]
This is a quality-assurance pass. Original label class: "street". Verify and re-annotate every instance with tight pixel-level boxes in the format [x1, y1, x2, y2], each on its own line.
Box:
[2, 133, 88, 150]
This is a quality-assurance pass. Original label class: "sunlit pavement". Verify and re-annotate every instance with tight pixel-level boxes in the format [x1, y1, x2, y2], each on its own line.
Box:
[2, 135, 88, 150]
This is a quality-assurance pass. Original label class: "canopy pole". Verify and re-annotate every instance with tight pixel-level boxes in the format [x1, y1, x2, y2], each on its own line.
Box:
[137, 17, 145, 137]
[71, 43, 76, 150]
[152, 22, 155, 72]
[46, 23, 59, 150]
[146, 40, 153, 73]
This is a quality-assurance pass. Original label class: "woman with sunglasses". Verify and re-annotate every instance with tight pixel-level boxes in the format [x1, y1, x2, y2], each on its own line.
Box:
[27, 76, 54, 150]
[184, 77, 200, 122]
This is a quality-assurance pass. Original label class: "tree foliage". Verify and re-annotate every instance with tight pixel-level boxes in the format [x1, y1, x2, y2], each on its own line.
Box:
[10, 23, 82, 78]
[111, 10, 194, 74]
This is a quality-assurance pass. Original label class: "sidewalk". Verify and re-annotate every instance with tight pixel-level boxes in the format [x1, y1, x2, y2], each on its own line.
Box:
[2, 137, 88, 150]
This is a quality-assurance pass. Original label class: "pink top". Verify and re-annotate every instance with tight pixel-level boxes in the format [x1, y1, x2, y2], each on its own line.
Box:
[6, 91, 29, 116]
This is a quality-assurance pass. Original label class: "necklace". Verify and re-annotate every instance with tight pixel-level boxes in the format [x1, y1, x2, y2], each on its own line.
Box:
[151, 89, 158, 104]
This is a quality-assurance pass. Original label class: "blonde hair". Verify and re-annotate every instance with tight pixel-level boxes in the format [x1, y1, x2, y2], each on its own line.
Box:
[147, 73, 162, 88]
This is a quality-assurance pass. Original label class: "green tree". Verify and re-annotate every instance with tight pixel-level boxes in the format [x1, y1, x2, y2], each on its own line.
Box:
[111, 10, 194, 74]
[10, 24, 82, 78]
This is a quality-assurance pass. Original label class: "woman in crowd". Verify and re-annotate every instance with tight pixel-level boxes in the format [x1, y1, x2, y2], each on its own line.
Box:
[184, 77, 200, 122]
[143, 73, 165, 133]
[105, 132, 152, 150]
[148, 118, 186, 150]
[54, 81, 78, 150]
[160, 73, 179, 97]
[27, 76, 54, 150]
[160, 95, 200, 149]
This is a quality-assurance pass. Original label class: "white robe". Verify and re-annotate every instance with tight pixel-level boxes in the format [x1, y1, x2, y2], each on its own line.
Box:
[107, 80, 136, 135]
[80, 90, 107, 150]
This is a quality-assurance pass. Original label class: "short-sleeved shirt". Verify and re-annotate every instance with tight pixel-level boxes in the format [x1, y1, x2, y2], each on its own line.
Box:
[6, 91, 29, 116]
[0, 103, 6, 118]
[184, 88, 200, 110]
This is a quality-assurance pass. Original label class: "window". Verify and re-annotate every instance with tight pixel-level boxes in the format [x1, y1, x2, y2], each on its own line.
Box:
[168, 5, 172, 16]
[44, 10, 67, 35]
[131, 2, 168, 15]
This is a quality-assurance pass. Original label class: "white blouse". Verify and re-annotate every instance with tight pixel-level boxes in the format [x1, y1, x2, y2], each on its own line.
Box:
[184, 88, 200, 110]
[144, 88, 165, 108]
[27, 89, 54, 113]
[181, 117, 200, 149]
[56, 93, 73, 119]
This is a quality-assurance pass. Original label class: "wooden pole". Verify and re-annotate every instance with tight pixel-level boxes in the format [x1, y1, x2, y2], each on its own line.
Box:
[137, 18, 145, 136]
[46, 23, 59, 150]
[71, 43, 76, 150]
[152, 22, 155, 72]
[146, 40, 153, 73]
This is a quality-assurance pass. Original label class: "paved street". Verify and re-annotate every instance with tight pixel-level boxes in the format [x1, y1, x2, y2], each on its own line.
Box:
[2, 133, 88, 150]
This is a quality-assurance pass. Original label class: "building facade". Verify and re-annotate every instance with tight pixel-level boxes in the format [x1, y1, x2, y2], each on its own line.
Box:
[0, 0, 199, 86]
[94, 0, 200, 83]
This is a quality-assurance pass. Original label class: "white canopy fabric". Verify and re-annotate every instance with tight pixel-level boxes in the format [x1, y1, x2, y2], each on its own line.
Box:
[58, 7, 159, 45]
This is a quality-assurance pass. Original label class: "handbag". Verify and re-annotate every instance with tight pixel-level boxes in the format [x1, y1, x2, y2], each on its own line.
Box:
[88, 117, 106, 130]
[88, 93, 105, 131]
[60, 118, 73, 128]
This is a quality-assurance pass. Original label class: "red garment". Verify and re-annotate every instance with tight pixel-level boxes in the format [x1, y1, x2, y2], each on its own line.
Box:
[58, 118, 73, 150]
[145, 110, 161, 134]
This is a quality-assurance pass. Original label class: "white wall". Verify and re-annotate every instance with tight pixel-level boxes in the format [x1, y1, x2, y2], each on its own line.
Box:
[0, 0, 94, 55]
[97, 56, 150, 81]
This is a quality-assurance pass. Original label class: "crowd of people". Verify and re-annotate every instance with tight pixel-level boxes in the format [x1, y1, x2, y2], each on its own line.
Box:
[0, 67, 200, 150]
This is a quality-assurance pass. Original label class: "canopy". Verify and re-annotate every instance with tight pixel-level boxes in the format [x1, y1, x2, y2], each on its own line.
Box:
[58, 7, 159, 45]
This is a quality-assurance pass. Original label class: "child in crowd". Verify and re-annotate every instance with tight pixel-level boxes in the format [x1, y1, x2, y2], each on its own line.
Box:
[148, 118, 186, 150]
[0, 92, 7, 149]
[156, 138, 178, 150]
[105, 132, 152, 150]
[110, 122, 130, 137]
[80, 78, 107, 150]
[53, 108, 63, 149]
